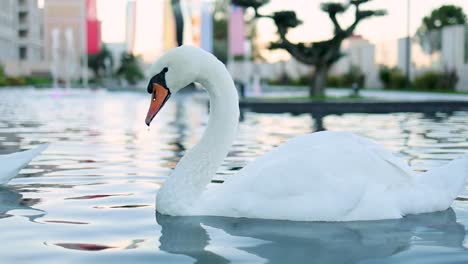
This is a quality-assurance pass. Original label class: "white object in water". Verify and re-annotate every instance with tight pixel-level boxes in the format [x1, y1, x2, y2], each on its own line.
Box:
[144, 46, 468, 221]
[0, 144, 48, 184]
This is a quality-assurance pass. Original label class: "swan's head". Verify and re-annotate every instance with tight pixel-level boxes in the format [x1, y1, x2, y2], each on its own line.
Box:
[145, 45, 201, 126]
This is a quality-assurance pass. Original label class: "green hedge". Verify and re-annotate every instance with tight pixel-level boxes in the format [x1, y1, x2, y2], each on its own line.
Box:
[0, 64, 52, 87]
[0, 65, 6, 86]
[0, 76, 52, 87]
[379, 66, 407, 89]
[268, 75, 310, 86]
[379, 66, 458, 91]
[5, 76, 26, 86]
[414, 70, 458, 91]
[26, 77, 52, 86]
[327, 65, 365, 88]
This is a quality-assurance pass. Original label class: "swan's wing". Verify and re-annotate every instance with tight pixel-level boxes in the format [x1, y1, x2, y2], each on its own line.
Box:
[202, 132, 370, 220]
[201, 132, 413, 221]
[0, 144, 48, 184]
[234, 131, 414, 185]
[352, 135, 414, 177]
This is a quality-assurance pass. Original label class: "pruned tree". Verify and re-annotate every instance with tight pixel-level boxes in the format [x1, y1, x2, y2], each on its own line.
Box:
[233, 0, 386, 97]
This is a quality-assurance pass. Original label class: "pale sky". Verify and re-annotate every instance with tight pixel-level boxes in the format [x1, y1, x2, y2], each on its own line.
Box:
[96, 0, 468, 62]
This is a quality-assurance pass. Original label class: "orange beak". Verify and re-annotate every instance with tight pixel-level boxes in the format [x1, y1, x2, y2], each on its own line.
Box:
[145, 83, 171, 126]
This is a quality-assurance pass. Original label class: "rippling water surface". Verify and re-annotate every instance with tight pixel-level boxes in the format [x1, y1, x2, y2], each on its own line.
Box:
[0, 88, 467, 263]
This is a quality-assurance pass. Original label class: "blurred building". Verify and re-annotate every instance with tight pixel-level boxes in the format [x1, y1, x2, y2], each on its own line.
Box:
[103, 0, 135, 71]
[0, 0, 17, 63]
[125, 0, 136, 53]
[331, 35, 380, 88]
[43, 0, 85, 80]
[106, 42, 127, 70]
[255, 28, 468, 92]
[162, 0, 177, 51]
[0, 0, 45, 76]
[86, 0, 100, 55]
[397, 24, 468, 92]
[17, 0, 43, 63]
[440, 25, 468, 92]
[43, 0, 100, 82]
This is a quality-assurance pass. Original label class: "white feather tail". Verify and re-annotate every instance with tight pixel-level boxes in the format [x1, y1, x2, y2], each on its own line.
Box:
[0, 144, 48, 184]
[399, 157, 468, 216]
[421, 156, 468, 200]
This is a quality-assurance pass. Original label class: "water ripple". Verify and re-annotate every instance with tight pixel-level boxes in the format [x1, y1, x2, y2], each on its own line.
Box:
[0, 88, 467, 263]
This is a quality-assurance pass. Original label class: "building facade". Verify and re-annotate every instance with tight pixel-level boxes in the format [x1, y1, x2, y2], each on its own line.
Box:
[397, 25, 468, 92]
[0, 0, 17, 63]
[331, 36, 380, 88]
[17, 0, 43, 63]
[43, 0, 86, 80]
[126, 0, 136, 53]
[1, 0, 44, 76]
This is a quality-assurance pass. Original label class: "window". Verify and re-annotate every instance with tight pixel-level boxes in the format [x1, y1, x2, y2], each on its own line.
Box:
[18, 29, 28, 38]
[18, 12, 28, 24]
[19, 46, 27, 60]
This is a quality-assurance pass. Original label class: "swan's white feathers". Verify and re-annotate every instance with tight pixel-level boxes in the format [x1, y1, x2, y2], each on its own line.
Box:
[196, 132, 417, 221]
[0, 144, 48, 184]
[154, 46, 468, 221]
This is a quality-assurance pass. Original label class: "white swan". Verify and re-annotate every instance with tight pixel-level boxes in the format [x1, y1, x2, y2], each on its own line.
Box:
[0, 144, 48, 184]
[145, 46, 468, 221]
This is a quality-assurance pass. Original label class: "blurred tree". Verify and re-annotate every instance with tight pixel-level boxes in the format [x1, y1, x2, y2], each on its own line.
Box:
[343, 64, 365, 88]
[232, 0, 386, 97]
[87, 44, 113, 81]
[0, 64, 6, 86]
[416, 5, 467, 54]
[213, 0, 230, 63]
[116, 52, 144, 85]
[378, 66, 407, 89]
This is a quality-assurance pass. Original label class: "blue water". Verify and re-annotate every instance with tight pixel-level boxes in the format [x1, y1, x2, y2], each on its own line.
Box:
[0, 88, 467, 263]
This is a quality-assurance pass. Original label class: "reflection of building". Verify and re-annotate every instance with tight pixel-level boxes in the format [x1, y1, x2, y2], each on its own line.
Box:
[1, 0, 44, 76]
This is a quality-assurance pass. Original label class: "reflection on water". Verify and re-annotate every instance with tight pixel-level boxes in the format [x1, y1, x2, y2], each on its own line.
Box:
[0, 186, 44, 221]
[0, 88, 467, 263]
[156, 209, 465, 264]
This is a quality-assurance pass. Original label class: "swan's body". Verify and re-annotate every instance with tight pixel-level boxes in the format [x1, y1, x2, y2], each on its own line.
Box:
[0, 144, 47, 184]
[146, 46, 468, 221]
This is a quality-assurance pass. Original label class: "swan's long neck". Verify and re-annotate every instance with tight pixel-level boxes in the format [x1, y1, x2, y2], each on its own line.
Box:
[156, 55, 239, 215]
